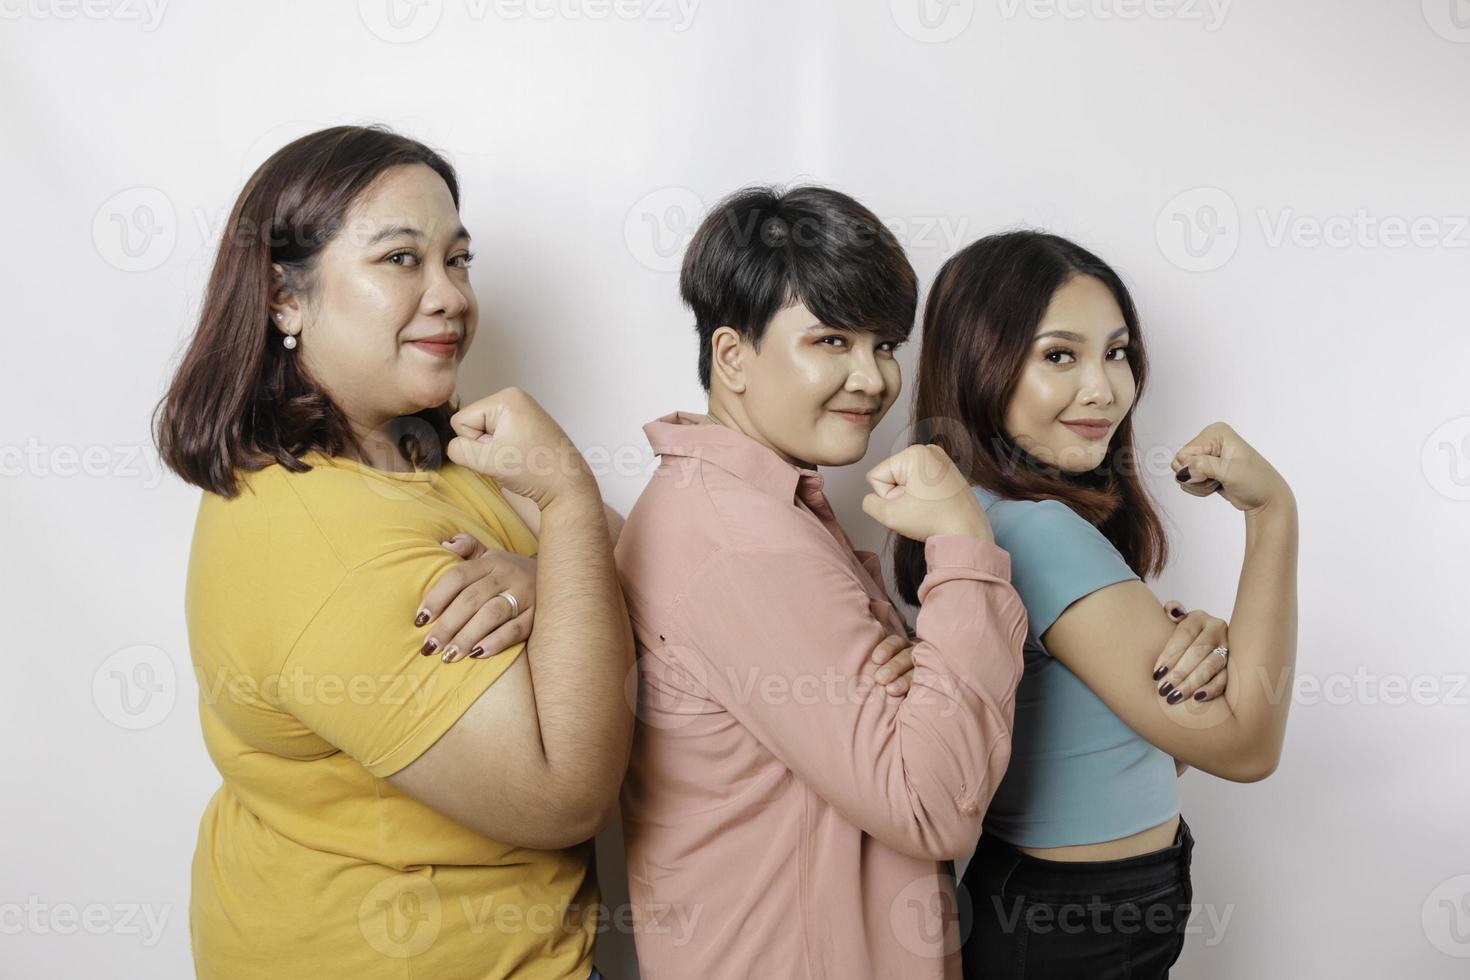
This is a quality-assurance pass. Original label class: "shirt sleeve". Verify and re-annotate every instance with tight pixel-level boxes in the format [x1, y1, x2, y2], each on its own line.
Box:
[276, 543, 525, 778]
[670, 535, 1028, 860]
[991, 499, 1141, 648]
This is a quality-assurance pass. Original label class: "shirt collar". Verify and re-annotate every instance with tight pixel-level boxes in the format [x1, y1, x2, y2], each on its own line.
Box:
[643, 410, 825, 504]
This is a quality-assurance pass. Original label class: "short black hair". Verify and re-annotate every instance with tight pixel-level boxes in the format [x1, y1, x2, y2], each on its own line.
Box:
[679, 185, 918, 392]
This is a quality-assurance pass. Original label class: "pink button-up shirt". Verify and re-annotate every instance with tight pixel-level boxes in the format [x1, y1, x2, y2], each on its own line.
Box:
[614, 411, 1028, 980]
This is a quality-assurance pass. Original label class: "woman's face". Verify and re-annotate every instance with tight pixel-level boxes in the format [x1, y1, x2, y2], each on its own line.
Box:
[717, 301, 905, 469]
[278, 163, 477, 439]
[1002, 274, 1136, 473]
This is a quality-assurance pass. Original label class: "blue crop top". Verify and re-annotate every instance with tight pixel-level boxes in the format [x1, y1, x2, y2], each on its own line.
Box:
[974, 486, 1179, 848]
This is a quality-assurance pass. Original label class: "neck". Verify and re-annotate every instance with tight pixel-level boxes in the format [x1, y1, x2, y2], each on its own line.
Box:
[346, 416, 414, 472]
[704, 396, 817, 472]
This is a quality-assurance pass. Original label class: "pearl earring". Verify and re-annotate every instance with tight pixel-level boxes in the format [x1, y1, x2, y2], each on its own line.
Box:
[283, 334, 298, 350]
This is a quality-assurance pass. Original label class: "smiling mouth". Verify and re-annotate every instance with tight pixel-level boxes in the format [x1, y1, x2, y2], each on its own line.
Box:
[829, 409, 877, 426]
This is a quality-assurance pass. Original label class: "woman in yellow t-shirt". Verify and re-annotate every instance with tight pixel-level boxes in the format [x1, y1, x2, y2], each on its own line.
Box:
[153, 125, 632, 980]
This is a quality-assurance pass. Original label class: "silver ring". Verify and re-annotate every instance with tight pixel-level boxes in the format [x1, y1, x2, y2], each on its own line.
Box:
[1211, 645, 1229, 664]
[496, 590, 520, 618]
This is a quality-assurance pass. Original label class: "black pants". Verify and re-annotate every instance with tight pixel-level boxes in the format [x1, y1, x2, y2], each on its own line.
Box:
[959, 815, 1194, 979]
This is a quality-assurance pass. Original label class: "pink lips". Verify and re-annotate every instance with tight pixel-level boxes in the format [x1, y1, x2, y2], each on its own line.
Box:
[1061, 420, 1111, 440]
[409, 338, 459, 358]
[830, 409, 876, 427]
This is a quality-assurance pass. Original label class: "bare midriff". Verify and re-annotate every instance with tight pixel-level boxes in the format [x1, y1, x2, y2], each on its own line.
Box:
[1015, 813, 1181, 862]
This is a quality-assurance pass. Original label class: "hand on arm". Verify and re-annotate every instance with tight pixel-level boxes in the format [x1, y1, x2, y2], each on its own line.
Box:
[1042, 422, 1297, 783]
[387, 388, 636, 848]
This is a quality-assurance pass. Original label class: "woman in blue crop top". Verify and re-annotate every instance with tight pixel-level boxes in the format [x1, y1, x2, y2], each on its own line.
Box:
[892, 231, 1299, 978]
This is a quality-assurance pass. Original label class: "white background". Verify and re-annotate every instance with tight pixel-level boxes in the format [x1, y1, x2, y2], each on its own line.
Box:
[3, 0, 1468, 976]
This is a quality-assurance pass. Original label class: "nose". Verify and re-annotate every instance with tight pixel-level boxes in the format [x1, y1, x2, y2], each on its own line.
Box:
[1078, 359, 1116, 409]
[421, 262, 471, 321]
[844, 344, 885, 397]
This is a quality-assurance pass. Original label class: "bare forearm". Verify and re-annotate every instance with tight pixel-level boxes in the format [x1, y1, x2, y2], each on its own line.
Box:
[525, 486, 635, 817]
[1223, 494, 1299, 772]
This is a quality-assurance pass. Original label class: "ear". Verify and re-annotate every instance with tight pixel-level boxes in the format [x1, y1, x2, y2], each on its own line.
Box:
[709, 326, 747, 394]
[268, 263, 303, 330]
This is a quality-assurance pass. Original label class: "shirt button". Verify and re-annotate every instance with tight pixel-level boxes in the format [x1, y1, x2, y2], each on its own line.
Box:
[960, 802, 978, 816]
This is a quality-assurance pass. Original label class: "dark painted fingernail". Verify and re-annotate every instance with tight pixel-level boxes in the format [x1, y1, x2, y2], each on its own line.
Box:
[414, 609, 430, 628]
[1159, 682, 1175, 697]
[1152, 666, 1168, 680]
[1167, 690, 1185, 704]
[1193, 690, 1207, 700]
[470, 646, 484, 659]
[1175, 467, 1191, 483]
[421, 637, 438, 656]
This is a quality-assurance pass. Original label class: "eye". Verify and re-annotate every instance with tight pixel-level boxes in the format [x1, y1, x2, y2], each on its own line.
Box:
[386, 250, 419, 267]
[449, 251, 475, 269]
[1107, 344, 1130, 360]
[1043, 347, 1075, 364]
[878, 340, 904, 355]
[819, 335, 848, 348]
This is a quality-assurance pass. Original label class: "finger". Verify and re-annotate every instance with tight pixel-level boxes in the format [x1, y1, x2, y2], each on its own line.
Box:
[875, 646, 915, 686]
[1173, 453, 1225, 497]
[870, 634, 907, 666]
[885, 672, 912, 697]
[440, 533, 479, 558]
[1152, 613, 1204, 682]
[1160, 631, 1226, 703]
[1192, 666, 1228, 702]
[449, 596, 527, 663]
[416, 562, 475, 629]
[422, 577, 509, 658]
[469, 609, 534, 659]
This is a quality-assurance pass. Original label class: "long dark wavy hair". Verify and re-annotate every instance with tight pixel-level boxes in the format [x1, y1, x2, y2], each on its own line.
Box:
[893, 231, 1170, 606]
[152, 124, 461, 498]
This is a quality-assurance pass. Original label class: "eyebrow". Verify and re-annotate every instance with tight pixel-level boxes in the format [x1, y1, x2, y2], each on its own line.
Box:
[365, 224, 472, 247]
[804, 322, 906, 341]
[1034, 326, 1130, 343]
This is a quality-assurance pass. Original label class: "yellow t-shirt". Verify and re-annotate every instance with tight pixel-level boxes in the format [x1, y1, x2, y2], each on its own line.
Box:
[184, 450, 598, 979]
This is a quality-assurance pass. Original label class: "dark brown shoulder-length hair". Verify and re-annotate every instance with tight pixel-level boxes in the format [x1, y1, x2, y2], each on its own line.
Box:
[152, 124, 461, 499]
[893, 230, 1170, 607]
